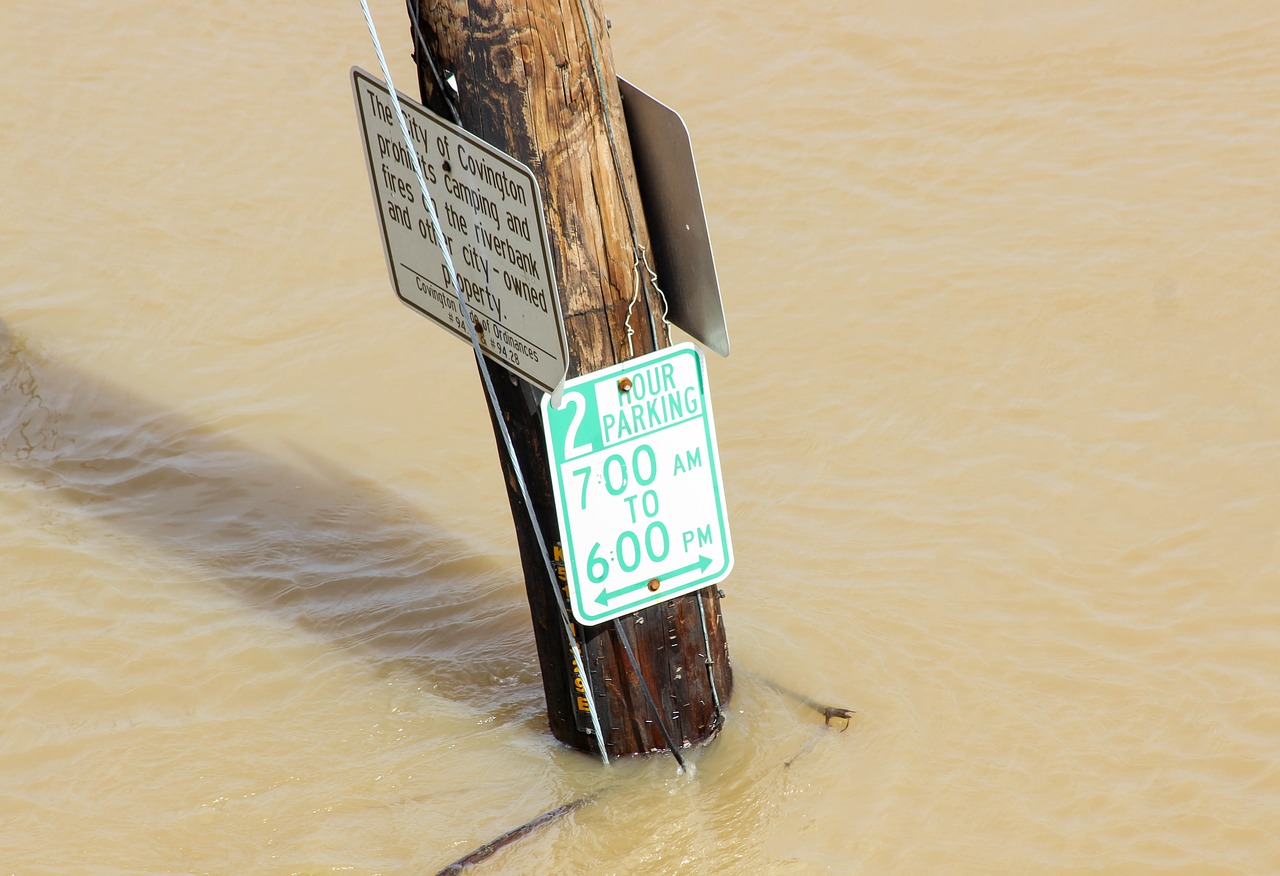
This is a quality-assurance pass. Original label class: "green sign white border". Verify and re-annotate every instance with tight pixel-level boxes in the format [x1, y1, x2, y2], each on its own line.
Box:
[542, 343, 734, 625]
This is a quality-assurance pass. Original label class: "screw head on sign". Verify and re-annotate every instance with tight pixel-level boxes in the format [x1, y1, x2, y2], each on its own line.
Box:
[647, 578, 661, 592]
[618, 377, 633, 393]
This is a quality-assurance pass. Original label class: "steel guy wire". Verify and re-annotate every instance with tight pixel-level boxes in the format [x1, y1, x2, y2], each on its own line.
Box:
[355, 0, 609, 763]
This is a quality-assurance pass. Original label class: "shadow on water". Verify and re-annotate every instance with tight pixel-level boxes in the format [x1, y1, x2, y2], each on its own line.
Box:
[0, 317, 543, 721]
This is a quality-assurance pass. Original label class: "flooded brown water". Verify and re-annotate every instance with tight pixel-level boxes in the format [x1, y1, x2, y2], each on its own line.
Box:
[4, 1, 1279, 873]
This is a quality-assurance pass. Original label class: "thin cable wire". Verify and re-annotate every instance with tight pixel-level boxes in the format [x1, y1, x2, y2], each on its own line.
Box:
[405, 0, 461, 125]
[573, 0, 662, 355]
[359, 0, 609, 765]
[637, 244, 672, 346]
[612, 619, 686, 772]
[695, 594, 723, 719]
[581, 0, 711, 768]
[624, 258, 640, 358]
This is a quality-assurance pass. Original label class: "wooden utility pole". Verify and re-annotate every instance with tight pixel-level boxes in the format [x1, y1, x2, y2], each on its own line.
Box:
[406, 0, 732, 758]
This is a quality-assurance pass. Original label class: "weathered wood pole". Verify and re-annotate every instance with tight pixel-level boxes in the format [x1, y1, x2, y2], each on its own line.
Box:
[407, 0, 732, 757]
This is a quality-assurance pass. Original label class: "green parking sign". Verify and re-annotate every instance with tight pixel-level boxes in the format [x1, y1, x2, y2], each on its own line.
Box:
[542, 344, 733, 625]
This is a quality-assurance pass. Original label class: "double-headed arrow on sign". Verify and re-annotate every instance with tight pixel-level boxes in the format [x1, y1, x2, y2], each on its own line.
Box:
[594, 555, 714, 607]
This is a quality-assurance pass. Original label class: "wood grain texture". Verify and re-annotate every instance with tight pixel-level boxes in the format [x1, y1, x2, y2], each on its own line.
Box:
[411, 0, 732, 758]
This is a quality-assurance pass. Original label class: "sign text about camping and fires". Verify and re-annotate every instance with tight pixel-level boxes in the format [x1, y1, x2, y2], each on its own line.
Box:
[352, 68, 567, 393]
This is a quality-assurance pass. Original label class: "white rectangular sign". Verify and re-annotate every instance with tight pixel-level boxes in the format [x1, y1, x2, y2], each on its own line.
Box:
[542, 344, 733, 625]
[351, 67, 568, 394]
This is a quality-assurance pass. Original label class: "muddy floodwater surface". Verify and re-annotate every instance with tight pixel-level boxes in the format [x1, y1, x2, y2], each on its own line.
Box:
[3, 1, 1280, 873]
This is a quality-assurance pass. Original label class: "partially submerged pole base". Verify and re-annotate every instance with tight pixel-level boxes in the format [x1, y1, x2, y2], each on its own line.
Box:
[481, 357, 732, 758]
[406, 0, 734, 758]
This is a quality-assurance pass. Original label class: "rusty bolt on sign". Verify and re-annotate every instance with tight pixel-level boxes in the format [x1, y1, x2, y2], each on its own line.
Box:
[647, 578, 661, 592]
[617, 377, 633, 393]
